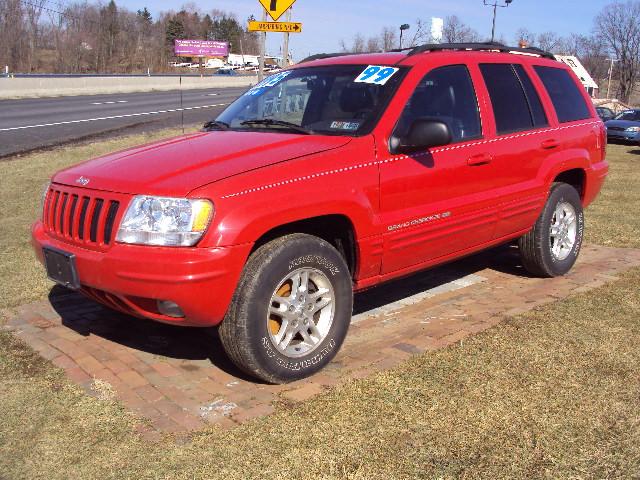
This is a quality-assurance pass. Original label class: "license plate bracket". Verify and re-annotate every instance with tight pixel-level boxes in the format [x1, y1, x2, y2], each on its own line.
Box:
[43, 247, 80, 290]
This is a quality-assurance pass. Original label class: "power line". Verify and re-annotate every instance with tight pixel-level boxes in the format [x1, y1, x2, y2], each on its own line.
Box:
[20, 0, 101, 26]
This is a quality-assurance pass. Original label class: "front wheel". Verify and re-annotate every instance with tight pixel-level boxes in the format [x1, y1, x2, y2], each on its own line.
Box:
[518, 182, 585, 277]
[219, 233, 353, 384]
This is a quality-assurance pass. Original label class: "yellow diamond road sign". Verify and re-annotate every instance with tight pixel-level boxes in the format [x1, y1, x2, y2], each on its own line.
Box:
[258, 0, 297, 22]
[248, 21, 302, 33]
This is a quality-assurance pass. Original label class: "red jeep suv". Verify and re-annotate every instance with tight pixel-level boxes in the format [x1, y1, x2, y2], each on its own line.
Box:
[32, 43, 608, 383]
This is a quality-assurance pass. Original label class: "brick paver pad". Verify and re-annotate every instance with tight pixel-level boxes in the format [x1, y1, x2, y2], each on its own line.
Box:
[6, 244, 640, 433]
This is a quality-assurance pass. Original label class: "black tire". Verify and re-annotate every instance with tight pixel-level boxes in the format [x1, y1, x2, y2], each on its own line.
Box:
[218, 233, 353, 384]
[518, 182, 585, 277]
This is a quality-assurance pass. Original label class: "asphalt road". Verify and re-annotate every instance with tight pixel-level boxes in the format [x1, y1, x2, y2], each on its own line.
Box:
[0, 87, 247, 158]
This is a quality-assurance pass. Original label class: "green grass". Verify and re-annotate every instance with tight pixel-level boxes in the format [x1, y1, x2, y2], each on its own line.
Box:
[0, 140, 639, 479]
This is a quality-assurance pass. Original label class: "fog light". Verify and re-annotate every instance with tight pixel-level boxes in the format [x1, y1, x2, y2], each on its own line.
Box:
[157, 300, 185, 318]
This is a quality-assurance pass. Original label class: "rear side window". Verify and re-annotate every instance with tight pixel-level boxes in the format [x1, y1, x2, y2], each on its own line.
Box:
[512, 64, 547, 128]
[534, 66, 591, 123]
[480, 63, 547, 135]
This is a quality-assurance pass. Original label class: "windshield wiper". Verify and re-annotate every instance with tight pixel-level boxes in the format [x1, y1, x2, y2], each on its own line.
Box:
[240, 119, 311, 134]
[203, 120, 230, 131]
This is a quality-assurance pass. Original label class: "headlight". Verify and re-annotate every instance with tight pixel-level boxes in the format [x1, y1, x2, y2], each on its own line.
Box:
[625, 126, 640, 132]
[41, 181, 51, 219]
[116, 196, 214, 247]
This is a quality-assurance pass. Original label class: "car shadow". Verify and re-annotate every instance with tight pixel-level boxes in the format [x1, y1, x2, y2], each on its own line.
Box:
[48, 287, 255, 381]
[628, 149, 640, 155]
[48, 243, 528, 378]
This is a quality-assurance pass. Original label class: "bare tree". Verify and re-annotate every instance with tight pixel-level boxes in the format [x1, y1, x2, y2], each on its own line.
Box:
[24, 0, 46, 71]
[595, 1, 640, 103]
[442, 15, 480, 43]
[515, 27, 536, 46]
[537, 32, 562, 52]
[380, 27, 397, 51]
[367, 37, 381, 53]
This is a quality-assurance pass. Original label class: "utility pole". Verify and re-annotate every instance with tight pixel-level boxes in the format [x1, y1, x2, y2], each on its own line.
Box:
[607, 58, 617, 99]
[282, 7, 292, 67]
[258, 8, 267, 81]
[483, 0, 514, 43]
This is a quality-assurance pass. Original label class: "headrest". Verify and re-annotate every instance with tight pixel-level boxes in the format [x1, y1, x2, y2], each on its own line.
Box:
[340, 85, 374, 113]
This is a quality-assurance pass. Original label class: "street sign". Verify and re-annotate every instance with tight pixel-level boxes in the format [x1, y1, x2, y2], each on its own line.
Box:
[248, 21, 302, 33]
[258, 0, 297, 21]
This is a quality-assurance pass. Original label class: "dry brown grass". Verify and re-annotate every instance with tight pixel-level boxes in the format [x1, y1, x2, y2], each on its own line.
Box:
[0, 126, 196, 311]
[0, 140, 638, 479]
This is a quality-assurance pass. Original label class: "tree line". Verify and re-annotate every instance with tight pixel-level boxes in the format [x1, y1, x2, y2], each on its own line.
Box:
[340, 1, 640, 103]
[0, 0, 260, 74]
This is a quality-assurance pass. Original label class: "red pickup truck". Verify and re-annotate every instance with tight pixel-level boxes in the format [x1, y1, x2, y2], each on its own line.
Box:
[32, 43, 608, 383]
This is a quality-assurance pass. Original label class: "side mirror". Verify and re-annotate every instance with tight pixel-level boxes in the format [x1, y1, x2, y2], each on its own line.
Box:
[390, 119, 452, 154]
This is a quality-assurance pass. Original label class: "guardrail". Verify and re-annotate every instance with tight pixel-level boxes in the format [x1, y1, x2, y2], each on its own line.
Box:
[0, 74, 258, 99]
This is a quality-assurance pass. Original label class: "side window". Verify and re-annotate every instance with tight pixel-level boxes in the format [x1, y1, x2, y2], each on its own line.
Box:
[512, 64, 548, 128]
[395, 65, 481, 144]
[533, 66, 591, 123]
[480, 63, 539, 135]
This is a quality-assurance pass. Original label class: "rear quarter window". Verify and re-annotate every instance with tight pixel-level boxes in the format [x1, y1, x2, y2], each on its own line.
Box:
[533, 66, 592, 123]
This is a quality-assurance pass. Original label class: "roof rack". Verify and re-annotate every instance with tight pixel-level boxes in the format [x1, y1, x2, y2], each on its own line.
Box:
[298, 52, 354, 63]
[298, 42, 556, 64]
[405, 42, 556, 60]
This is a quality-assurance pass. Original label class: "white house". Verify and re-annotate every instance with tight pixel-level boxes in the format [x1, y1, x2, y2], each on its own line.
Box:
[555, 55, 599, 97]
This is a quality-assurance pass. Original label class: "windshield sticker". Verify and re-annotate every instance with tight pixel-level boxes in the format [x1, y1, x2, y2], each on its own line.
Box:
[330, 121, 360, 131]
[245, 71, 292, 96]
[354, 65, 399, 85]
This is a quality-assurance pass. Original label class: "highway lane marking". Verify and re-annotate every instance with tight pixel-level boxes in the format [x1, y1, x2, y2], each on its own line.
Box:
[0, 103, 230, 132]
[91, 100, 129, 105]
[206, 93, 219, 96]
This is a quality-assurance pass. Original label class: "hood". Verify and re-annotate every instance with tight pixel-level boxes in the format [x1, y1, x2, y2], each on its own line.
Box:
[53, 131, 352, 196]
[605, 119, 640, 128]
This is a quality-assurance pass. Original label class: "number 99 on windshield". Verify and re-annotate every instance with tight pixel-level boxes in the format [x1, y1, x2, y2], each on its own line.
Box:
[354, 65, 399, 85]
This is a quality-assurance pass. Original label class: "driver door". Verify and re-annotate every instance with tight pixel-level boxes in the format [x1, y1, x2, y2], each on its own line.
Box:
[379, 63, 500, 274]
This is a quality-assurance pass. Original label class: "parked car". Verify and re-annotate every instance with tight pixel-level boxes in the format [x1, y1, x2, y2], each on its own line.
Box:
[215, 68, 238, 76]
[33, 43, 608, 383]
[595, 106, 615, 122]
[604, 109, 640, 144]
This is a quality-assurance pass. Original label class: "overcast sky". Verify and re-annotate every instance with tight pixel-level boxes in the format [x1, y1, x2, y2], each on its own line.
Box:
[119, 0, 608, 60]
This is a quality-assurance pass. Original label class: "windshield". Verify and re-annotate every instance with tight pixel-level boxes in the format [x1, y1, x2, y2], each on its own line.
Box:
[614, 110, 640, 121]
[214, 65, 407, 135]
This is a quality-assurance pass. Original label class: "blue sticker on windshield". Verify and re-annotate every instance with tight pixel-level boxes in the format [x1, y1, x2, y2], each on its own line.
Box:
[245, 71, 292, 96]
[354, 65, 399, 85]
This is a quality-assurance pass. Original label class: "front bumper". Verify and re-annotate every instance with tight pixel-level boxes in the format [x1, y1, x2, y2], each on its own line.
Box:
[32, 221, 252, 326]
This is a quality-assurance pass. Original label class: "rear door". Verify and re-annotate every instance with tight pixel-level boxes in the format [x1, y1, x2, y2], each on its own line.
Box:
[477, 62, 553, 238]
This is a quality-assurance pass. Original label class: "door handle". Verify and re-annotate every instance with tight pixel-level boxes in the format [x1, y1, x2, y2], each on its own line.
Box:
[541, 139, 560, 149]
[467, 153, 492, 166]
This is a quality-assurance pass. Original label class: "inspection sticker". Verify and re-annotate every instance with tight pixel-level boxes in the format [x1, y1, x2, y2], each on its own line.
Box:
[330, 121, 360, 131]
[354, 65, 399, 85]
[245, 71, 292, 96]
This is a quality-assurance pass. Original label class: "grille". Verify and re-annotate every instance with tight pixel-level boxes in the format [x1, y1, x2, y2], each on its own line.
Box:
[43, 186, 121, 247]
[607, 126, 626, 132]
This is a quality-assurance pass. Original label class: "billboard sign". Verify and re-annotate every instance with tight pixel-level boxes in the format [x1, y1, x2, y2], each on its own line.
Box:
[174, 39, 229, 58]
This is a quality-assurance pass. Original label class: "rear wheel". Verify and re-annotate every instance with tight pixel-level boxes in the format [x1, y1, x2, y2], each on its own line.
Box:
[219, 233, 353, 384]
[518, 182, 584, 277]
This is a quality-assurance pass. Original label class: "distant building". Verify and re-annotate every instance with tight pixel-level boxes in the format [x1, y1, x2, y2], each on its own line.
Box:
[555, 55, 599, 97]
[227, 53, 284, 67]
